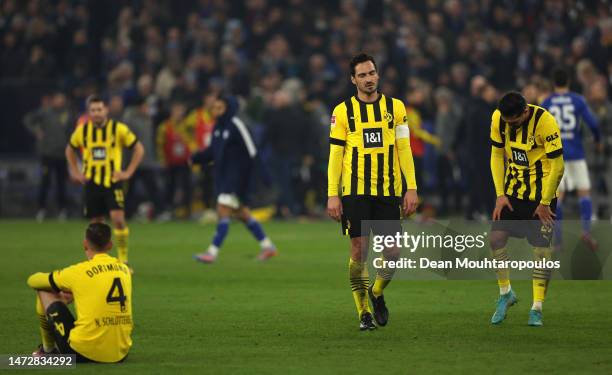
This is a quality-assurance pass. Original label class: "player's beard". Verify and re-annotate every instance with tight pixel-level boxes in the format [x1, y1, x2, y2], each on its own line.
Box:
[361, 82, 378, 95]
[92, 117, 106, 127]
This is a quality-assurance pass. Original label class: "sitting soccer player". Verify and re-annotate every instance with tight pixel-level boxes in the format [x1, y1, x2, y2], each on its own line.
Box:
[191, 96, 277, 263]
[27, 223, 133, 363]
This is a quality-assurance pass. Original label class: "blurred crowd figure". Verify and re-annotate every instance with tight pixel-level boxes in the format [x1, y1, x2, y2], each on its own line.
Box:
[6, 0, 612, 220]
[23, 91, 72, 221]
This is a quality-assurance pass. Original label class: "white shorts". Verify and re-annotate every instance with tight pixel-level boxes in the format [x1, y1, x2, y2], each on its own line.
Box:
[217, 193, 241, 209]
[559, 159, 591, 192]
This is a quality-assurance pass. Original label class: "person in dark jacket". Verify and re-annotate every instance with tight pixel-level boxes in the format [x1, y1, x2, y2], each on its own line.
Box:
[460, 83, 498, 219]
[24, 92, 72, 221]
[191, 96, 277, 263]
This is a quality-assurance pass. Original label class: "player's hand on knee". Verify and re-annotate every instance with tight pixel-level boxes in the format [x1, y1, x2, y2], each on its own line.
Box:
[492, 196, 513, 221]
[402, 190, 418, 217]
[327, 196, 342, 222]
[533, 204, 555, 226]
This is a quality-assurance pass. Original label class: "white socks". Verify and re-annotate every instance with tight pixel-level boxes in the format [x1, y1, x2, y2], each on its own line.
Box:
[500, 285, 511, 295]
[207, 245, 219, 257]
[260, 237, 273, 249]
[532, 301, 542, 311]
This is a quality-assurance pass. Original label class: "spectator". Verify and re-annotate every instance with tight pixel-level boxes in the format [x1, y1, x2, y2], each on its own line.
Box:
[1, 32, 26, 78]
[108, 94, 125, 120]
[405, 86, 440, 195]
[184, 91, 218, 212]
[262, 89, 312, 217]
[23, 45, 56, 83]
[588, 80, 612, 219]
[23, 92, 72, 221]
[123, 97, 167, 220]
[460, 82, 498, 220]
[1, 0, 610, 218]
[156, 101, 193, 218]
[433, 87, 462, 216]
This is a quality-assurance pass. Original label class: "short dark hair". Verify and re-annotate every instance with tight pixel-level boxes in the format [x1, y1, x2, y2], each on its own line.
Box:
[551, 67, 570, 87]
[350, 53, 377, 76]
[498, 91, 527, 118]
[86, 223, 112, 251]
[86, 94, 106, 107]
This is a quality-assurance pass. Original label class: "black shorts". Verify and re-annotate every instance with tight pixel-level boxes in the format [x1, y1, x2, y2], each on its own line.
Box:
[341, 195, 402, 238]
[84, 182, 125, 218]
[490, 195, 557, 247]
[46, 302, 93, 363]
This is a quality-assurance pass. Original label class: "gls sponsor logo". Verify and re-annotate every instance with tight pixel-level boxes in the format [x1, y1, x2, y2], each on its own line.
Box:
[545, 132, 559, 142]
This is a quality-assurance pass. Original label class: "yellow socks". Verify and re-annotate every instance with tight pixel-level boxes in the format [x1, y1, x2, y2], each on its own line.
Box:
[36, 296, 55, 352]
[114, 227, 129, 263]
[349, 258, 371, 317]
[491, 247, 511, 294]
[532, 246, 553, 311]
[372, 255, 396, 297]
[372, 278, 388, 298]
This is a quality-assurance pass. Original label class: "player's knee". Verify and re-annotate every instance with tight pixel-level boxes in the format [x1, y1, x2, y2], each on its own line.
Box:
[577, 189, 590, 198]
[217, 205, 233, 218]
[37, 290, 62, 309]
[489, 232, 508, 250]
[350, 238, 368, 261]
[237, 212, 251, 223]
[384, 247, 400, 261]
[350, 249, 365, 262]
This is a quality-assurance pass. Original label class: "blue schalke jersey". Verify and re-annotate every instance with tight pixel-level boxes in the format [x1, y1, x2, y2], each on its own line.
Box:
[541, 92, 600, 161]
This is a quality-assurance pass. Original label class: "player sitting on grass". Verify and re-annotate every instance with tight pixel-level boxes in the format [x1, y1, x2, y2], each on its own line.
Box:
[27, 223, 133, 363]
[191, 96, 277, 263]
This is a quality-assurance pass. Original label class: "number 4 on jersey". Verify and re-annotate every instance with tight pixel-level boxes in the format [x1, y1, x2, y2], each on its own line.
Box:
[106, 277, 127, 312]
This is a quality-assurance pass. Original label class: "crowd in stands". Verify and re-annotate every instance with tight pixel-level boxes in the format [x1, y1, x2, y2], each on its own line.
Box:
[2, 0, 612, 220]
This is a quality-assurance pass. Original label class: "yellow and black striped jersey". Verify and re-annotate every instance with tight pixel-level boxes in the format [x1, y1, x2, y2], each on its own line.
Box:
[69, 120, 138, 188]
[328, 94, 415, 197]
[490, 104, 563, 202]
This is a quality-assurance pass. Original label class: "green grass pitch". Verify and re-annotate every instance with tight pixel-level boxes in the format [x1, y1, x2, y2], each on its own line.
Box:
[1, 220, 611, 374]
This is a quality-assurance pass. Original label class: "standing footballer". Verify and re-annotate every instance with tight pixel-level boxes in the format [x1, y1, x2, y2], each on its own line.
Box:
[327, 53, 418, 331]
[489, 92, 564, 326]
[541, 67, 601, 251]
[66, 95, 144, 270]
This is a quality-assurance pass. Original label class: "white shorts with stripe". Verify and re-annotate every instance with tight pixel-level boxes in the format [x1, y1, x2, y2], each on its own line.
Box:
[559, 159, 591, 192]
[217, 193, 241, 209]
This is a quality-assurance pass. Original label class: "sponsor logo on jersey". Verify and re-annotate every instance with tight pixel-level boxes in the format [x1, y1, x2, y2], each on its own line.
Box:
[545, 132, 559, 142]
[92, 147, 107, 160]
